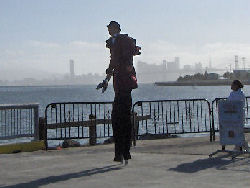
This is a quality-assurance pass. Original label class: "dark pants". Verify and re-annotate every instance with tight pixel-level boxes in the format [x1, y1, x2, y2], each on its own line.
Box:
[112, 91, 132, 160]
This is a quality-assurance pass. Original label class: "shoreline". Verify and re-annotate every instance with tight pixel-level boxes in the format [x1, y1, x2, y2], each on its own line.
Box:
[155, 79, 250, 86]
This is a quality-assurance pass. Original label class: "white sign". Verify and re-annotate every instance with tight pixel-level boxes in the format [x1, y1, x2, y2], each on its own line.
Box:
[218, 100, 245, 146]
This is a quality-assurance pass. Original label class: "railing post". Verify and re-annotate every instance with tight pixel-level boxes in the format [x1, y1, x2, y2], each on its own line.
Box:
[212, 100, 217, 141]
[39, 117, 46, 140]
[33, 105, 39, 141]
[212, 108, 216, 141]
[89, 114, 96, 145]
[210, 107, 213, 142]
[132, 112, 138, 146]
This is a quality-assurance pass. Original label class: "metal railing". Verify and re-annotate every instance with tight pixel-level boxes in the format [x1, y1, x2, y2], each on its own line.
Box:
[132, 99, 213, 141]
[0, 103, 39, 140]
[2, 96, 250, 147]
[45, 102, 114, 147]
[45, 99, 213, 148]
[45, 101, 162, 148]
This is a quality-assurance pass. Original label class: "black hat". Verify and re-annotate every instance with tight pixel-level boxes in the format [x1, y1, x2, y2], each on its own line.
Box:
[107, 21, 121, 30]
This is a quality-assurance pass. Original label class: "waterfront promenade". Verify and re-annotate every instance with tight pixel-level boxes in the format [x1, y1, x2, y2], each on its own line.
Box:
[1, 135, 250, 188]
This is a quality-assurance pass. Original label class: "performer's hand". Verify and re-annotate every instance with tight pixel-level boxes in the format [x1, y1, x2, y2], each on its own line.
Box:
[96, 79, 109, 93]
[96, 73, 112, 93]
[102, 80, 108, 93]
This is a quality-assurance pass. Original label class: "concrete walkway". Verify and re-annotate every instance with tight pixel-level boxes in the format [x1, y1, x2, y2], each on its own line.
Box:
[1, 135, 250, 188]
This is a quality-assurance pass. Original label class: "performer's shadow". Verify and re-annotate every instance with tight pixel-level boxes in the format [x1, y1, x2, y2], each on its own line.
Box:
[1, 164, 122, 188]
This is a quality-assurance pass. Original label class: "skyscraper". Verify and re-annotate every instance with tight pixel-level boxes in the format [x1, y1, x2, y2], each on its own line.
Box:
[167, 57, 180, 71]
[235, 55, 239, 70]
[69, 59, 75, 78]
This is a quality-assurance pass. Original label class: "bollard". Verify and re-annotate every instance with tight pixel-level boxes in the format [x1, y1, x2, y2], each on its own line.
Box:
[39, 117, 46, 140]
[89, 114, 97, 145]
[33, 105, 40, 140]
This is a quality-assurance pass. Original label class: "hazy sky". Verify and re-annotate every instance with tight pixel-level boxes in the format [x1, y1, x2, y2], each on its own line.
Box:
[1, 0, 250, 79]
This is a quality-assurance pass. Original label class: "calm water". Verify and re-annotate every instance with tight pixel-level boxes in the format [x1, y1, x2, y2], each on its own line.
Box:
[0, 84, 250, 114]
[1, 84, 249, 145]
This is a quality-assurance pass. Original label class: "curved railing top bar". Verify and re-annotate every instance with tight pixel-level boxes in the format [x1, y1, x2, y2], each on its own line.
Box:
[133, 98, 210, 104]
[45, 101, 113, 113]
[45, 101, 113, 106]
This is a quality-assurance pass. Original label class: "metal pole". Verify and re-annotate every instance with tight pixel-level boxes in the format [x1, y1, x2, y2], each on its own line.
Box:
[33, 105, 39, 141]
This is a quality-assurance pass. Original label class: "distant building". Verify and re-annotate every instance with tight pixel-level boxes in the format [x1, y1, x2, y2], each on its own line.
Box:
[175, 57, 180, 64]
[137, 61, 166, 74]
[235, 55, 239, 70]
[137, 60, 180, 82]
[162, 60, 167, 70]
[69, 59, 75, 78]
[183, 65, 192, 72]
[194, 62, 203, 72]
[167, 57, 180, 71]
[233, 69, 250, 79]
[207, 73, 219, 80]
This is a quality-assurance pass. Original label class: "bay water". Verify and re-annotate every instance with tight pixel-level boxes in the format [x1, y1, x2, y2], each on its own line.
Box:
[1, 84, 249, 145]
[1, 84, 247, 113]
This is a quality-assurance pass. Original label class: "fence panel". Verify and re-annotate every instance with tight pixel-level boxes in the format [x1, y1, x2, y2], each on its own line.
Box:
[132, 99, 212, 140]
[0, 104, 39, 140]
[45, 102, 113, 146]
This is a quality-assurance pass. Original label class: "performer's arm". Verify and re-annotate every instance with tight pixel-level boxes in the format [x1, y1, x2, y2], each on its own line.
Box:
[106, 40, 120, 75]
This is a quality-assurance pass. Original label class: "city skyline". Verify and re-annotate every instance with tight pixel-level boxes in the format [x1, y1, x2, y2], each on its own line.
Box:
[0, 55, 243, 85]
[0, 54, 248, 83]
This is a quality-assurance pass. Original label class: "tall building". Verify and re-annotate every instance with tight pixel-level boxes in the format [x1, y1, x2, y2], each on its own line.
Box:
[162, 60, 167, 70]
[235, 55, 239, 70]
[69, 59, 75, 78]
[167, 57, 180, 71]
[175, 57, 180, 66]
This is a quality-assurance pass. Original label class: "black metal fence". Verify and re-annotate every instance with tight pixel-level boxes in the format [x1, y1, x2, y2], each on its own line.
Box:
[132, 99, 212, 140]
[44, 97, 250, 147]
[0, 104, 39, 140]
[2, 96, 250, 146]
[45, 102, 113, 147]
[45, 99, 213, 147]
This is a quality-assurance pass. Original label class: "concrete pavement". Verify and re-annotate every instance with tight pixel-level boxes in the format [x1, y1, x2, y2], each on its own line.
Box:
[1, 135, 250, 188]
